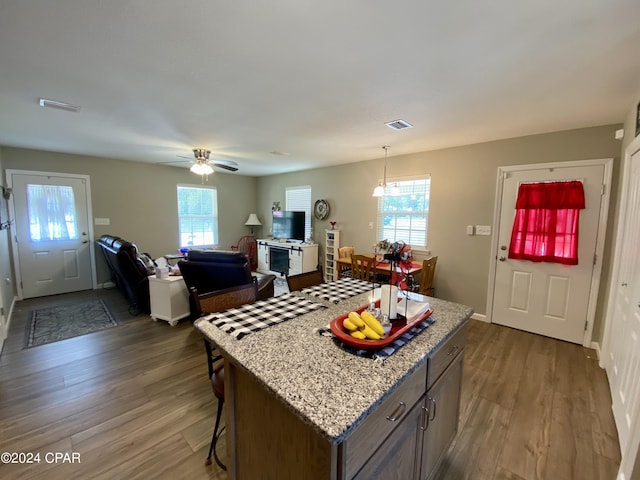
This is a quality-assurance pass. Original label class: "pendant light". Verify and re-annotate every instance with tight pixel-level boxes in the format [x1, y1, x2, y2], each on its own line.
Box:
[373, 146, 392, 197]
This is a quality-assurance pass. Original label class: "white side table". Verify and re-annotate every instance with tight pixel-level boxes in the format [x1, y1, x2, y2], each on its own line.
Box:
[149, 275, 190, 326]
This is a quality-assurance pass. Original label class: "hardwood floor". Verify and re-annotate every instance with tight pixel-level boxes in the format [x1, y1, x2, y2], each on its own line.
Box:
[434, 320, 621, 480]
[0, 288, 226, 480]
[0, 290, 620, 479]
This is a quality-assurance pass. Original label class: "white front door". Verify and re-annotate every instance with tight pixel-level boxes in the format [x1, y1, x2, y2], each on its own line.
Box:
[491, 162, 607, 344]
[9, 171, 95, 299]
[606, 149, 640, 457]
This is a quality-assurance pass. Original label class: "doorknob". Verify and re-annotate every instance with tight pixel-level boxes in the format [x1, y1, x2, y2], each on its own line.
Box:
[621, 282, 628, 287]
[499, 256, 506, 262]
[82, 240, 89, 244]
[500, 245, 507, 250]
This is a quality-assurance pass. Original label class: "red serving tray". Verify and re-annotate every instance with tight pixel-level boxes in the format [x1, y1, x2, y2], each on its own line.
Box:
[330, 300, 433, 350]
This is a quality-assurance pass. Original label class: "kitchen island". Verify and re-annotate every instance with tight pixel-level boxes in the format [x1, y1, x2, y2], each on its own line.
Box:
[195, 290, 473, 479]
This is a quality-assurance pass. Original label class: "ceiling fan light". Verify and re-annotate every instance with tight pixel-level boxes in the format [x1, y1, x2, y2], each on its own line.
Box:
[190, 162, 213, 175]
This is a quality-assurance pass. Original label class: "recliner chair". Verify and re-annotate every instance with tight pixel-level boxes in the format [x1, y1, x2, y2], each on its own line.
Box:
[178, 250, 275, 316]
[96, 234, 153, 313]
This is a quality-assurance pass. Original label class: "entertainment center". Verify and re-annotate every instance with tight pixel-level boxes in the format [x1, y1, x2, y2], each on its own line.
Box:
[256, 239, 319, 277]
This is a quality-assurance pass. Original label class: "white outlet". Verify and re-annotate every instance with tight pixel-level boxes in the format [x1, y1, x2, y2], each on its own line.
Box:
[368, 222, 374, 229]
[476, 225, 491, 236]
[466, 225, 474, 235]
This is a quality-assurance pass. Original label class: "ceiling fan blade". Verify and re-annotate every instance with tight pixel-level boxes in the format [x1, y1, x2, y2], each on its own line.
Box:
[157, 159, 191, 165]
[213, 162, 238, 172]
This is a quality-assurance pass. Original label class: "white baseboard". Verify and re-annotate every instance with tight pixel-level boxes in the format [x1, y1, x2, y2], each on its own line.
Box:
[471, 312, 489, 323]
[98, 281, 116, 289]
[590, 341, 601, 361]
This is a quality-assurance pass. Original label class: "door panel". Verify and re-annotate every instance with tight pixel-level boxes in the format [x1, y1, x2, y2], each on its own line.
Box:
[11, 172, 93, 298]
[492, 164, 605, 344]
[509, 270, 532, 311]
[545, 275, 569, 319]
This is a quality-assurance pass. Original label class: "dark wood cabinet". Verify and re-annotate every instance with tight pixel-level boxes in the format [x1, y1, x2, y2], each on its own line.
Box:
[420, 352, 464, 479]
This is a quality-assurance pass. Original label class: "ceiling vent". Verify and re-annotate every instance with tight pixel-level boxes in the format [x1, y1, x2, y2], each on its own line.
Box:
[385, 119, 413, 130]
[39, 98, 81, 112]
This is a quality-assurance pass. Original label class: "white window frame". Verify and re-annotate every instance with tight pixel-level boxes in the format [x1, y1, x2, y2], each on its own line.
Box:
[376, 175, 431, 250]
[177, 184, 219, 248]
[286, 185, 312, 241]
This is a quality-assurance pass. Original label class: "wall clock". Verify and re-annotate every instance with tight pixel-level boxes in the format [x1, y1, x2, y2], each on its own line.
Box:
[313, 199, 330, 220]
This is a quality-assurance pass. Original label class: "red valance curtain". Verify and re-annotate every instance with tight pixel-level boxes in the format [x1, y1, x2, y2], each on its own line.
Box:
[508, 181, 585, 265]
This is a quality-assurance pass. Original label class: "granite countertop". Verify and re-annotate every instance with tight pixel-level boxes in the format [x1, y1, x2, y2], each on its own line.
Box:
[194, 290, 473, 445]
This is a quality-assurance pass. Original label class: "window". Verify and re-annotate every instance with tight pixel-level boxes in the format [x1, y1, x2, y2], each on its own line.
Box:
[286, 186, 312, 240]
[27, 184, 78, 241]
[377, 176, 431, 249]
[177, 185, 218, 248]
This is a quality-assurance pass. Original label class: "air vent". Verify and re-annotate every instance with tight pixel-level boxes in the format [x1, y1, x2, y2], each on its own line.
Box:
[385, 119, 413, 130]
[39, 98, 81, 112]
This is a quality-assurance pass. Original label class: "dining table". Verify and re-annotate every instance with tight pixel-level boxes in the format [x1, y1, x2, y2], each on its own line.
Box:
[336, 253, 423, 280]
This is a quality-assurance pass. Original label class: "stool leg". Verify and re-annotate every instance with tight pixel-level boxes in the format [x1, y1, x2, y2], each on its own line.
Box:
[206, 398, 226, 470]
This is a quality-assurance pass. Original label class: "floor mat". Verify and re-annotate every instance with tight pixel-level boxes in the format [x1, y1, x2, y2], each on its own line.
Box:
[25, 299, 118, 348]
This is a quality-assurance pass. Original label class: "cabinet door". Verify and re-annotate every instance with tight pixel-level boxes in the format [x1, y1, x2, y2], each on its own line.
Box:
[257, 243, 269, 272]
[289, 250, 302, 275]
[419, 353, 463, 479]
[353, 399, 423, 480]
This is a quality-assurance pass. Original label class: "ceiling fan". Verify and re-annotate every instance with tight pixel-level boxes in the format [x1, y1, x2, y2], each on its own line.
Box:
[168, 148, 239, 174]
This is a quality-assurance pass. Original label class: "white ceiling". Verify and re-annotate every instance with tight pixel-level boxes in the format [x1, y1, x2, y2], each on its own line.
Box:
[1, 1, 639, 176]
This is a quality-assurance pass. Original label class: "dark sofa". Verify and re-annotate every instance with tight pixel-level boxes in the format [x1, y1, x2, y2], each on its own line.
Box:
[96, 234, 153, 313]
[178, 250, 275, 315]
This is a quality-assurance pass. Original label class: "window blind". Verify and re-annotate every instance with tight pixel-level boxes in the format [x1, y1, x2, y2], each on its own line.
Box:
[286, 185, 312, 241]
[376, 176, 431, 249]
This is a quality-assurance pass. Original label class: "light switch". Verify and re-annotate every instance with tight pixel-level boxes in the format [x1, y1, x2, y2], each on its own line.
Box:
[466, 225, 474, 235]
[94, 217, 111, 225]
[476, 225, 491, 236]
[368, 222, 374, 230]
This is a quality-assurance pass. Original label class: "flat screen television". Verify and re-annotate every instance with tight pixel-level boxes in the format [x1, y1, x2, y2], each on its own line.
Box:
[272, 211, 305, 241]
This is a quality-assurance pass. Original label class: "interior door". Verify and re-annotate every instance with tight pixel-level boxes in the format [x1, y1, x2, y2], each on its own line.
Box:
[492, 164, 605, 344]
[10, 172, 93, 298]
[606, 149, 640, 455]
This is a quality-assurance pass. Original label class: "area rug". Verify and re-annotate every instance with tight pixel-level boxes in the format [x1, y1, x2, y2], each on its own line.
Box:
[25, 299, 118, 348]
[274, 277, 289, 296]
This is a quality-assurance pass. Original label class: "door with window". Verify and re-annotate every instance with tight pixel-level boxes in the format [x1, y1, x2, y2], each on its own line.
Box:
[491, 162, 609, 344]
[9, 171, 94, 299]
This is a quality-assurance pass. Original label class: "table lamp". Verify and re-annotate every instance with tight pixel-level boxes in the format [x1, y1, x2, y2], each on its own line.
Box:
[245, 213, 262, 235]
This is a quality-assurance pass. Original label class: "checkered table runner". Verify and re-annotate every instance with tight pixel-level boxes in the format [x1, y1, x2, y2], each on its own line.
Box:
[203, 294, 326, 339]
[370, 317, 436, 361]
[301, 277, 380, 303]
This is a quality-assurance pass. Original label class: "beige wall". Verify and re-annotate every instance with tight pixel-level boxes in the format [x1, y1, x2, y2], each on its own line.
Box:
[257, 124, 622, 341]
[0, 123, 623, 344]
[0, 147, 259, 285]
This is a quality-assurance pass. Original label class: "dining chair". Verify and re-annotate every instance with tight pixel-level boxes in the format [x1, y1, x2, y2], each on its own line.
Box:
[231, 235, 258, 271]
[191, 278, 259, 470]
[350, 254, 373, 281]
[338, 246, 354, 278]
[286, 265, 324, 292]
[416, 256, 438, 297]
